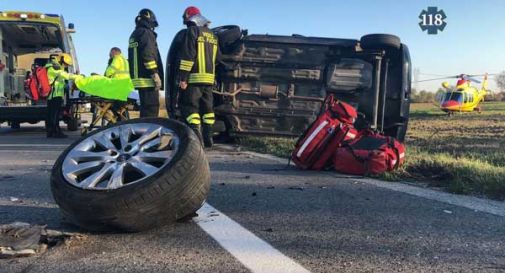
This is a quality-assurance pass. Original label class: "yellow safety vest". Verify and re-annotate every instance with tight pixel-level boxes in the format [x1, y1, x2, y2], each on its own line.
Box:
[46, 63, 77, 99]
[105, 54, 130, 80]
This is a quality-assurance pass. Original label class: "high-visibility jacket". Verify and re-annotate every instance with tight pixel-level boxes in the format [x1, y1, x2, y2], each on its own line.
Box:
[75, 75, 133, 102]
[105, 54, 130, 80]
[179, 25, 221, 85]
[46, 63, 77, 99]
[128, 22, 164, 89]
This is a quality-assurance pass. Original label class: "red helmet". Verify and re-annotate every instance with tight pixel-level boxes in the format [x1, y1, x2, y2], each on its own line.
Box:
[456, 79, 469, 89]
[184, 6, 201, 19]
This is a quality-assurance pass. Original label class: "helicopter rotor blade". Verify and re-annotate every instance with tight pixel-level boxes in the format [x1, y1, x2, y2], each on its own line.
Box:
[415, 73, 498, 83]
[415, 76, 459, 82]
[466, 76, 481, 84]
[466, 73, 496, 77]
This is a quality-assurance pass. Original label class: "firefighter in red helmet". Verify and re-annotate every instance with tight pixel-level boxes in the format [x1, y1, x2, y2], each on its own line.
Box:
[178, 6, 221, 148]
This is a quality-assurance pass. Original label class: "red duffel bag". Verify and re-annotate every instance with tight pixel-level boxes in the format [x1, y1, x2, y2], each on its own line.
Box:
[292, 94, 358, 170]
[28, 66, 51, 100]
[333, 130, 405, 175]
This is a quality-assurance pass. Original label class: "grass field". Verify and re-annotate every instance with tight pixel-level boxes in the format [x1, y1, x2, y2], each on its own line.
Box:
[241, 102, 505, 200]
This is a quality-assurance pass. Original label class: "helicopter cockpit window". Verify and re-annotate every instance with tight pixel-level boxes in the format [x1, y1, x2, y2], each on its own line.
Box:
[444, 92, 463, 103]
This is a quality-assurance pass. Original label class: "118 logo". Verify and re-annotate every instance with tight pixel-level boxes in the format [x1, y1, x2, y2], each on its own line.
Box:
[419, 7, 447, 35]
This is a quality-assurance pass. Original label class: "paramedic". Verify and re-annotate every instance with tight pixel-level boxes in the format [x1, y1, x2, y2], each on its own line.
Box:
[46, 53, 78, 138]
[105, 47, 130, 80]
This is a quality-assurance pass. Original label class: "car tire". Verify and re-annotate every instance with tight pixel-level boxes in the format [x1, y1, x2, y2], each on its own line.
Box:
[360, 34, 401, 50]
[50, 118, 211, 232]
[212, 25, 242, 54]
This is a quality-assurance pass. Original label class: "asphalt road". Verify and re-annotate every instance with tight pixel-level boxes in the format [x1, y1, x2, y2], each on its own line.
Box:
[0, 123, 504, 273]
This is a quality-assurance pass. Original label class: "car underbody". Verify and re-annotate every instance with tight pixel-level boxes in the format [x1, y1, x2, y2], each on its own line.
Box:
[167, 26, 412, 141]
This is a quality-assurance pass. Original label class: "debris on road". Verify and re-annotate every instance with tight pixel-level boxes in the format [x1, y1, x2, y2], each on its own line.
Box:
[288, 186, 305, 191]
[9, 197, 22, 203]
[244, 175, 251, 179]
[262, 228, 273, 232]
[443, 210, 453, 214]
[0, 222, 84, 259]
[251, 192, 257, 196]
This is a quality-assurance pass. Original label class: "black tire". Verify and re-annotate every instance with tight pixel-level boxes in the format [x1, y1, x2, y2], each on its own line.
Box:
[67, 118, 80, 131]
[360, 34, 401, 50]
[50, 118, 211, 232]
[212, 25, 242, 54]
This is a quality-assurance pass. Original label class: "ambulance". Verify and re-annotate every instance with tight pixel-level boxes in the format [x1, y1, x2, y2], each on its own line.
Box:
[0, 11, 81, 130]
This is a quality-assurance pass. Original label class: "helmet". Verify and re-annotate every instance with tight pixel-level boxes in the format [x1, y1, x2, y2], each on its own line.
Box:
[183, 6, 201, 19]
[136, 8, 158, 28]
[59, 53, 73, 66]
[183, 6, 210, 27]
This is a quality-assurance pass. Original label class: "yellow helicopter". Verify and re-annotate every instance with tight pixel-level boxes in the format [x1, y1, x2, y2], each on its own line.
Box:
[420, 74, 491, 115]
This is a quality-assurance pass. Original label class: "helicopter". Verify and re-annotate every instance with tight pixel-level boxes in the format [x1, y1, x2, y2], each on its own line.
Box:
[417, 73, 491, 115]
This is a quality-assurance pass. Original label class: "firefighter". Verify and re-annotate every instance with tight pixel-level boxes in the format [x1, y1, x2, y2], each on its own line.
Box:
[46, 53, 78, 138]
[178, 6, 220, 148]
[105, 47, 130, 80]
[128, 9, 164, 118]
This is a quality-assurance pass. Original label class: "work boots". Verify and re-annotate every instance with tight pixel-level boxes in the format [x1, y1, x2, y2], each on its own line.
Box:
[202, 124, 213, 148]
[189, 124, 204, 145]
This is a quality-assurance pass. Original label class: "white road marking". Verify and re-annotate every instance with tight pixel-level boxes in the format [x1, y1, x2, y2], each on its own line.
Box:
[195, 203, 312, 273]
[0, 144, 68, 147]
[356, 178, 505, 217]
[240, 149, 505, 217]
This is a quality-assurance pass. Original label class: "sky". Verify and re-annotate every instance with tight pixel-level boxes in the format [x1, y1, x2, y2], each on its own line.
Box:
[2, 0, 505, 91]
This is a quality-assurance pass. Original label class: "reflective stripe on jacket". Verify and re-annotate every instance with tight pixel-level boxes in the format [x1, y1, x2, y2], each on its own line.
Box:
[105, 54, 130, 80]
[178, 26, 221, 85]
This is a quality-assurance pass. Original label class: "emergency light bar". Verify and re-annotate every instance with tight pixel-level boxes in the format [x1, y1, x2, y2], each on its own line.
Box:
[0, 12, 58, 20]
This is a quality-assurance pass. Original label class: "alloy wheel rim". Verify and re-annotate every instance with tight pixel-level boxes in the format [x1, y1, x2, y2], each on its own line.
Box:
[62, 123, 179, 190]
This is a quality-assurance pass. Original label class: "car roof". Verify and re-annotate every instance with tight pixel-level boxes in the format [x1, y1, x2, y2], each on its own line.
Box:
[245, 34, 359, 47]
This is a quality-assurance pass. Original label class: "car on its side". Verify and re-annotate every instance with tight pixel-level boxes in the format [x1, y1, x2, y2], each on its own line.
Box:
[166, 26, 411, 141]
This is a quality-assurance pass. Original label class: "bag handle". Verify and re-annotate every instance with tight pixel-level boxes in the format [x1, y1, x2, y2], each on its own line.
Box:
[387, 137, 402, 169]
[295, 94, 336, 147]
[319, 94, 335, 115]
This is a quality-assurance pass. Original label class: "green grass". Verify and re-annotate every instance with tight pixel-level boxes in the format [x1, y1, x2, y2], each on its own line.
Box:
[240, 102, 505, 200]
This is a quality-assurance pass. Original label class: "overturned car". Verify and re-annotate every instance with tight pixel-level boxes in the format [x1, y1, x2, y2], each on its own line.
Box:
[166, 26, 411, 141]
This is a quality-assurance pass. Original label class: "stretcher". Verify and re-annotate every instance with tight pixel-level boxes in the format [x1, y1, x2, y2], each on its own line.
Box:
[68, 74, 136, 135]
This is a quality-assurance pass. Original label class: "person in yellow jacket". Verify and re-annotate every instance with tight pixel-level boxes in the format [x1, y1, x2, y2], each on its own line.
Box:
[46, 53, 78, 138]
[103, 47, 131, 118]
[73, 48, 133, 102]
[105, 47, 130, 80]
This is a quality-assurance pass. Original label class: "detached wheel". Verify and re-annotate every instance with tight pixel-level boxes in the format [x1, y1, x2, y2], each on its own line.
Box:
[50, 118, 210, 232]
[360, 34, 401, 50]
